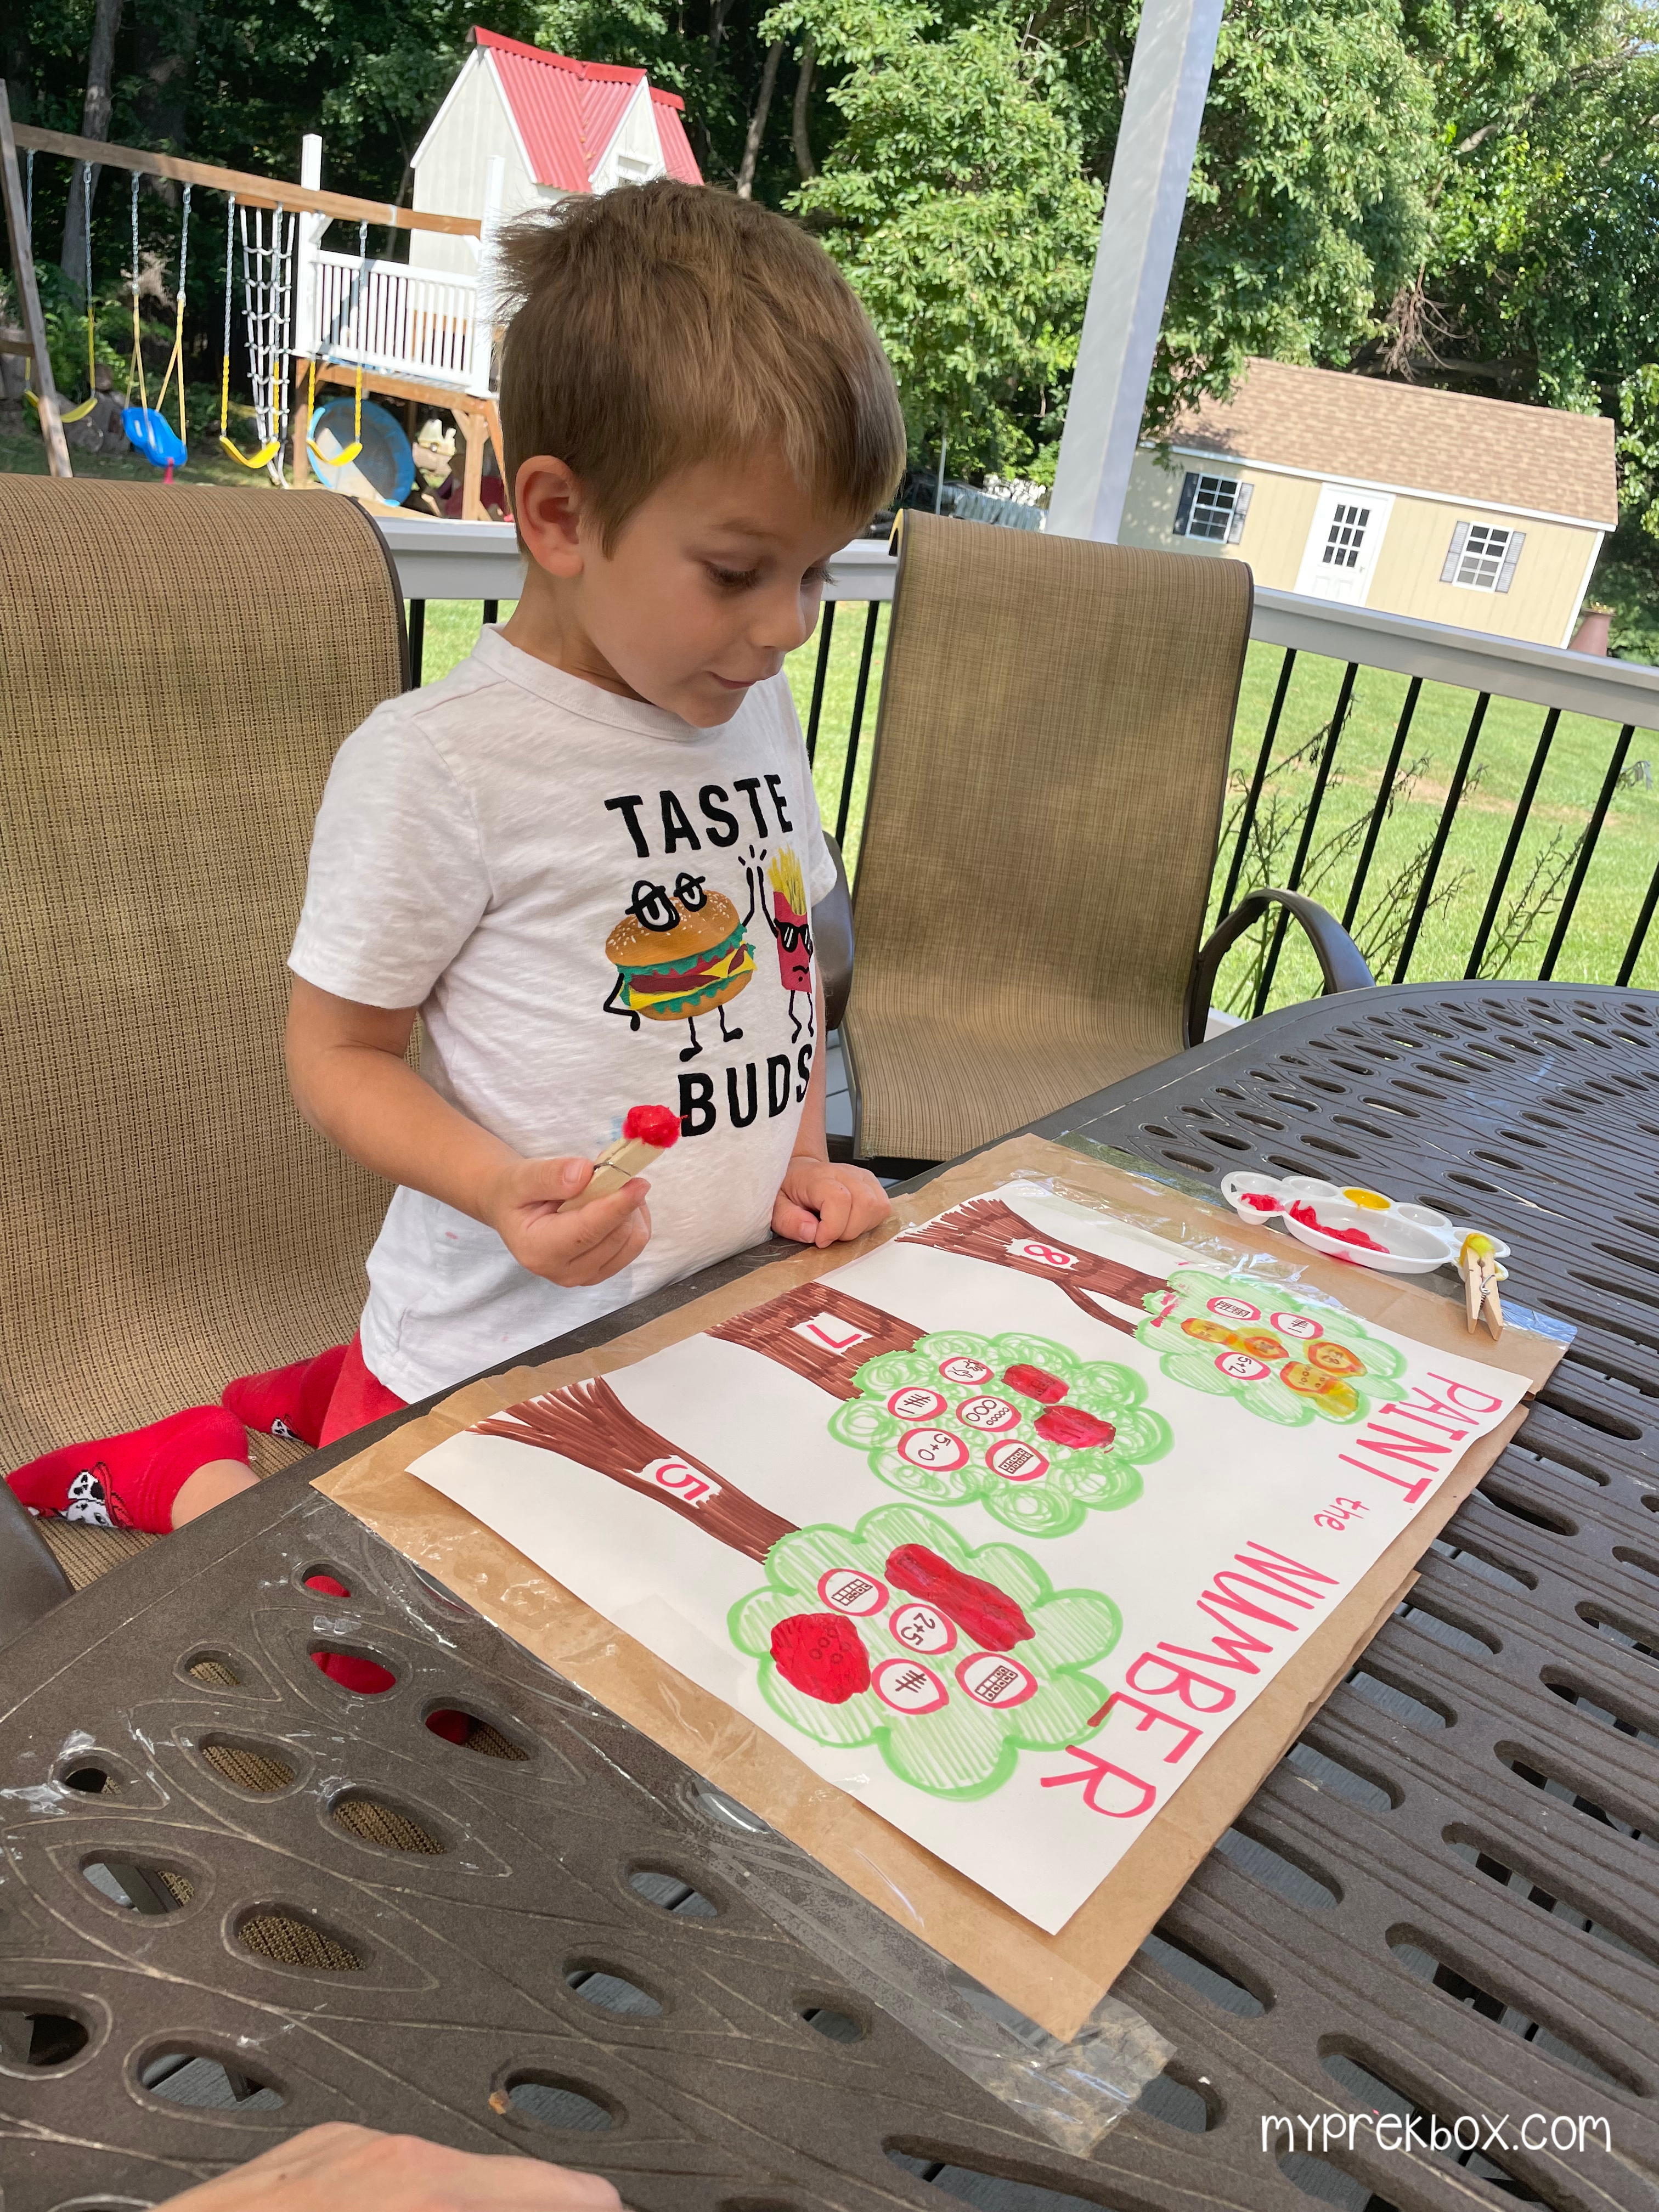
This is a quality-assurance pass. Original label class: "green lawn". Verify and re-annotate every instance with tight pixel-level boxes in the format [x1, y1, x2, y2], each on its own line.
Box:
[1212, 643, 1659, 1007]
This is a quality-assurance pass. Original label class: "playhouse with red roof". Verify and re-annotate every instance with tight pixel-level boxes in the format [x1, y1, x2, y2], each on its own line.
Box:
[409, 26, 702, 276]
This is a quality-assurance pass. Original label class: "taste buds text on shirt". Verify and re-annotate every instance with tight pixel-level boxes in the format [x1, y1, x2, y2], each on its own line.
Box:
[604, 775, 795, 858]
[680, 1045, 814, 1138]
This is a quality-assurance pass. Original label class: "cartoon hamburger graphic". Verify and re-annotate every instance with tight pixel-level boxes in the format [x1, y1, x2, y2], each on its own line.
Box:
[603, 870, 755, 1062]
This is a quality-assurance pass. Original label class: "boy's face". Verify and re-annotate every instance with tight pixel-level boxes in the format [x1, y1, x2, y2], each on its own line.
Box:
[512, 449, 862, 728]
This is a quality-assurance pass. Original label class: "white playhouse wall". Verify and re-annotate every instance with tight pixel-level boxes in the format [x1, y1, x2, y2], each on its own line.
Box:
[410, 51, 544, 279]
[589, 81, 663, 191]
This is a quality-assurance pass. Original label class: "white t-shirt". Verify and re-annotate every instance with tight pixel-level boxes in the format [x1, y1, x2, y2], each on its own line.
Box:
[290, 627, 836, 1402]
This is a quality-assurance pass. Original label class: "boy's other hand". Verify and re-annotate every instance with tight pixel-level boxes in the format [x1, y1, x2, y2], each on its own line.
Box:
[772, 1155, 890, 1250]
[488, 1158, 652, 1286]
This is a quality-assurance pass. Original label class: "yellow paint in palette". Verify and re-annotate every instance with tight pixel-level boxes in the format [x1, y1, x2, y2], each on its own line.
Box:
[1342, 1188, 1391, 1210]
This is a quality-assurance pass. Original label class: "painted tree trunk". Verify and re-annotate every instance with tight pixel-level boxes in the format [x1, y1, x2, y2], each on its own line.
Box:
[475, 1376, 795, 1562]
[900, 1198, 1167, 1333]
[707, 1282, 923, 1399]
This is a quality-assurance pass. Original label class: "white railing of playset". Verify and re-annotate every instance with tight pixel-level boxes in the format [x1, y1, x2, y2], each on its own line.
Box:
[298, 249, 494, 397]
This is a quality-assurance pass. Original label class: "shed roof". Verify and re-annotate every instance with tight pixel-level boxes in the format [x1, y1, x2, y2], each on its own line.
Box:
[470, 26, 702, 192]
[1165, 358, 1617, 528]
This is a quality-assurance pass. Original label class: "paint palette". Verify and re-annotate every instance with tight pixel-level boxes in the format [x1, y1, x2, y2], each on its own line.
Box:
[1218, 1172, 1511, 1279]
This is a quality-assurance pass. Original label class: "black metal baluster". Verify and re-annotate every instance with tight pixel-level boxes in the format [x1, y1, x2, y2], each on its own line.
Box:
[834, 601, 881, 848]
[408, 599, 426, 689]
[805, 601, 836, 767]
[1342, 674, 1421, 931]
[1539, 723, 1634, 981]
[1392, 692, 1489, 984]
[1465, 706, 1559, 979]
[1252, 660, 1357, 1016]
[1617, 847, 1659, 988]
[482, 599, 499, 627]
[1217, 647, 1296, 919]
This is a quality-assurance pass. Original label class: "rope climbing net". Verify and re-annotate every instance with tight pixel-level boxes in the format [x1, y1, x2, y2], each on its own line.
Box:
[224, 198, 295, 484]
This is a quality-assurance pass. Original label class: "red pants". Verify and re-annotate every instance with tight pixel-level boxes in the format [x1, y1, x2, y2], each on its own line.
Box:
[319, 1334, 407, 1445]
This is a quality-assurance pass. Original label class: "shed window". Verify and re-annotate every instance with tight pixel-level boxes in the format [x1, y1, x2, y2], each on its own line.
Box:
[1321, 502, 1372, 571]
[1441, 521, 1524, 592]
[1175, 472, 1252, 544]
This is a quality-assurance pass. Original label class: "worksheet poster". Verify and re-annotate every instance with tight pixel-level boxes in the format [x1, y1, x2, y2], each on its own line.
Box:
[408, 1184, 1526, 1933]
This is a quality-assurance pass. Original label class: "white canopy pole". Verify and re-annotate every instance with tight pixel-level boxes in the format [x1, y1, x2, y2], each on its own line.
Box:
[1047, 0, 1224, 543]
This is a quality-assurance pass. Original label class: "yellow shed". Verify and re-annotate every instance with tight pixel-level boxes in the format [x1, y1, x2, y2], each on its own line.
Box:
[1119, 359, 1618, 650]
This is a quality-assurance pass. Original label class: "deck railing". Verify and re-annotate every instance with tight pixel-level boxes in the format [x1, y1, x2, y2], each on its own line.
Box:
[373, 515, 1659, 1002]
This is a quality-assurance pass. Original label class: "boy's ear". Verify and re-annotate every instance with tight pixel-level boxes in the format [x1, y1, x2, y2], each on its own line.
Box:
[514, 456, 589, 579]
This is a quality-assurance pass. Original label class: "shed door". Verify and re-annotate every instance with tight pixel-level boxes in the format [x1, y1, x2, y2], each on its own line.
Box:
[1294, 484, 1396, 606]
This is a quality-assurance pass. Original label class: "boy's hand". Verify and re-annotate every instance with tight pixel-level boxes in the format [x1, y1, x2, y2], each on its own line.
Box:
[772, 1154, 890, 1249]
[486, 1157, 652, 1286]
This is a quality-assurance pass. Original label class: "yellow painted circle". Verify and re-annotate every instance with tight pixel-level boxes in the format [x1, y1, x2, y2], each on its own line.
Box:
[1341, 1187, 1391, 1210]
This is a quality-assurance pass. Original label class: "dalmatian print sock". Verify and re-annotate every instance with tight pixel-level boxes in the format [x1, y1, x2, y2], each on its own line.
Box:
[5, 1406, 249, 1534]
[222, 1344, 349, 1447]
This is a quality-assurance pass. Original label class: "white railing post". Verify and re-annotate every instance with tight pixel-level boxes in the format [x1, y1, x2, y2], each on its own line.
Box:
[465, 155, 504, 397]
[294, 133, 326, 360]
[1047, 0, 1224, 544]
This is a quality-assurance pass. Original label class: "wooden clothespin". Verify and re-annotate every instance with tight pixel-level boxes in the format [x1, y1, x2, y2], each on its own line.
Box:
[1458, 1233, 1505, 1341]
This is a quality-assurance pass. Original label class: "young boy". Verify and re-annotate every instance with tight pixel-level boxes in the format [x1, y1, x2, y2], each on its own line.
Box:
[9, 180, 903, 1536]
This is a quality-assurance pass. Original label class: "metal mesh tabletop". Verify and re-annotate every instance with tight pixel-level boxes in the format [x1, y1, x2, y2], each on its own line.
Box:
[1040, 980, 1659, 2212]
[4, 981, 1657, 2211]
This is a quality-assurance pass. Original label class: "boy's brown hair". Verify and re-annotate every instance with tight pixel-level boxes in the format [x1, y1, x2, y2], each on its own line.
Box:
[494, 180, 906, 544]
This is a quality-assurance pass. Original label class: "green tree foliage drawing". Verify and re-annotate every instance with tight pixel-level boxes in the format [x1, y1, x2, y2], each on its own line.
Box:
[1135, 1269, 1407, 1427]
[729, 1500, 1121, 1798]
[826, 1329, 1171, 1537]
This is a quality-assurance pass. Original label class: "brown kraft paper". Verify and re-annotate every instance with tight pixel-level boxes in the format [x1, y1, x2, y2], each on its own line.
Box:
[315, 1133, 1564, 2042]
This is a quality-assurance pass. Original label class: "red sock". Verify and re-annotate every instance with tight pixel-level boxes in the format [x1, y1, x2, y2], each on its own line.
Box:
[222, 1344, 349, 1447]
[7, 1406, 249, 1535]
[302, 1572, 467, 1737]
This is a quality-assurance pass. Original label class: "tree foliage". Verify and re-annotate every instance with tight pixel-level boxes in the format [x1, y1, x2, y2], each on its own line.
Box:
[7, 0, 1656, 518]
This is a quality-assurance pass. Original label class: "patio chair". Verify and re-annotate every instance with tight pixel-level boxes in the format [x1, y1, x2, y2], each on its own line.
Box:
[1, 479, 407, 1593]
[838, 510, 1372, 1166]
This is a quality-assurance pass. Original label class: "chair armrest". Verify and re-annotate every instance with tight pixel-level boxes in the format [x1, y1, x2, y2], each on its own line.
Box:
[1186, 888, 1374, 1047]
[817, 833, 855, 1036]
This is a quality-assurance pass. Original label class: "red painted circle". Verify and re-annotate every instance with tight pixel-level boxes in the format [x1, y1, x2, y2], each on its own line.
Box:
[986, 1438, 1049, 1483]
[938, 1356, 992, 1385]
[817, 1567, 888, 1616]
[956, 1651, 1039, 1708]
[898, 1427, 970, 1472]
[956, 1395, 1020, 1434]
[887, 1386, 946, 1422]
[871, 1657, 950, 1714]
[889, 1602, 956, 1655]
[1215, 1350, 1270, 1381]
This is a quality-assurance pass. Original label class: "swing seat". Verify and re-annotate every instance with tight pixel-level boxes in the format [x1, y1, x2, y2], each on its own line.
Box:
[26, 390, 99, 426]
[123, 407, 188, 471]
[219, 434, 281, 470]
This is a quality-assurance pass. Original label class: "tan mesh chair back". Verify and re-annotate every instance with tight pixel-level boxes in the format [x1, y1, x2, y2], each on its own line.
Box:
[842, 510, 1253, 1162]
[1, 482, 405, 1501]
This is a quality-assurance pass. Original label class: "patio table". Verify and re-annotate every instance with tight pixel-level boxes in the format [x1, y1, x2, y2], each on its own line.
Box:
[3, 978, 1656, 2212]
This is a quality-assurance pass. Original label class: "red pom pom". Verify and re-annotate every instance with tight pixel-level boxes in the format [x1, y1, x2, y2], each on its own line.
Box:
[1002, 1363, 1069, 1405]
[1034, 1405, 1116, 1451]
[623, 1103, 681, 1150]
[770, 1612, 870, 1703]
